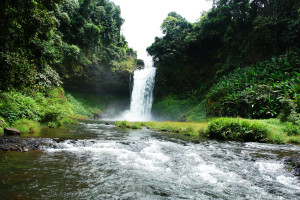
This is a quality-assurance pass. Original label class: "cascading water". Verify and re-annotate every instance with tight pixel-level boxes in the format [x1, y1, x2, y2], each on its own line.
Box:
[123, 65, 156, 121]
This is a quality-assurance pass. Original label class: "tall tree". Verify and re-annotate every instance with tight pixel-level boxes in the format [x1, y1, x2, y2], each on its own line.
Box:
[147, 0, 300, 98]
[0, 0, 62, 91]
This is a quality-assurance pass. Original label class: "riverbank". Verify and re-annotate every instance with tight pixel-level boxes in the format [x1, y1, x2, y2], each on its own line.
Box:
[116, 118, 300, 144]
[0, 88, 110, 135]
[116, 120, 207, 137]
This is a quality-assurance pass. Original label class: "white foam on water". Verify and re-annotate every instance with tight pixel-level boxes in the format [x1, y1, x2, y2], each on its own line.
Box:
[117, 141, 171, 173]
[43, 126, 300, 200]
[255, 161, 282, 173]
[277, 175, 300, 190]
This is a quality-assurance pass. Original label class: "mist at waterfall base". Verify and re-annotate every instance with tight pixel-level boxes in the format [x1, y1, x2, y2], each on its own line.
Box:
[116, 65, 156, 121]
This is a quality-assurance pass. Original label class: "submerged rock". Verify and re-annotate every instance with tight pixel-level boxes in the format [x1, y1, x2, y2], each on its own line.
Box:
[0, 136, 53, 152]
[4, 127, 21, 136]
[285, 153, 300, 176]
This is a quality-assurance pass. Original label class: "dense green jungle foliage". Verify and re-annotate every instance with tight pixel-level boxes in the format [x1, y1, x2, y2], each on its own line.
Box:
[0, 0, 141, 94]
[148, 0, 300, 122]
[0, 0, 141, 131]
[207, 53, 300, 120]
[0, 87, 103, 133]
[52, 0, 143, 93]
[0, 86, 128, 134]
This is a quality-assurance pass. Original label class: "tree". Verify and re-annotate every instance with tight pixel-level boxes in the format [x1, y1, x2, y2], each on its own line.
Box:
[147, 0, 300, 98]
[53, 0, 139, 94]
[0, 0, 62, 91]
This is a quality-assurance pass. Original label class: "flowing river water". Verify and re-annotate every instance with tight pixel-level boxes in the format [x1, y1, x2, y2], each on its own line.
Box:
[0, 120, 300, 199]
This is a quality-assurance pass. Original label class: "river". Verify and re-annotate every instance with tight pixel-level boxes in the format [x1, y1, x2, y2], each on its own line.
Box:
[0, 120, 299, 199]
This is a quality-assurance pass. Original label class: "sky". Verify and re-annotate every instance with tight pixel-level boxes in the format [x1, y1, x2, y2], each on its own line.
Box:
[111, 0, 212, 66]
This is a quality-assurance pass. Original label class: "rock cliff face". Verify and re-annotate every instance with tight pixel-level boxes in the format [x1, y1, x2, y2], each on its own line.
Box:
[97, 70, 132, 96]
[65, 70, 132, 97]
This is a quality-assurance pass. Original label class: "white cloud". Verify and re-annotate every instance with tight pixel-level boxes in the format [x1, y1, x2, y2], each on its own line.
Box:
[111, 0, 212, 66]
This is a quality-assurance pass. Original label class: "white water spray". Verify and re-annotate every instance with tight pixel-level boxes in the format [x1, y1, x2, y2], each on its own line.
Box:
[123, 65, 156, 121]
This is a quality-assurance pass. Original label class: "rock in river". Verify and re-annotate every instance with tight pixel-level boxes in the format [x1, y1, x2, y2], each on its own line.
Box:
[285, 153, 300, 176]
[0, 136, 54, 152]
[4, 127, 21, 136]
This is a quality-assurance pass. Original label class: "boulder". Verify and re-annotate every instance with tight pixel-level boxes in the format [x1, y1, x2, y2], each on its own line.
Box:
[94, 111, 104, 119]
[0, 136, 54, 152]
[285, 153, 300, 176]
[4, 127, 21, 136]
[22, 146, 29, 152]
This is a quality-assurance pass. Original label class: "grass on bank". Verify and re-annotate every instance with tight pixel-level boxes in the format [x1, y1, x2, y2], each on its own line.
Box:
[116, 118, 300, 144]
[0, 88, 104, 134]
[11, 119, 41, 133]
[205, 118, 299, 144]
[261, 119, 300, 144]
[116, 120, 208, 137]
[66, 91, 117, 117]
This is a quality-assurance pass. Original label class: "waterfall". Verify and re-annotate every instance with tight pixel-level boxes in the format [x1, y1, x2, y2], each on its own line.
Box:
[123, 65, 156, 121]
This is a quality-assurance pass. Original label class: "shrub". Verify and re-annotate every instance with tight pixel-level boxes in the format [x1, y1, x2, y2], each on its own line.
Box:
[0, 91, 41, 123]
[115, 121, 128, 128]
[40, 106, 63, 123]
[130, 123, 142, 129]
[115, 121, 142, 129]
[0, 88, 105, 130]
[0, 117, 8, 134]
[61, 117, 75, 125]
[47, 121, 60, 128]
[34, 66, 62, 92]
[206, 118, 269, 142]
[12, 119, 41, 133]
[267, 131, 286, 144]
[185, 126, 195, 134]
[283, 124, 300, 136]
[0, 88, 77, 127]
[206, 53, 300, 119]
[279, 99, 299, 125]
[287, 136, 300, 144]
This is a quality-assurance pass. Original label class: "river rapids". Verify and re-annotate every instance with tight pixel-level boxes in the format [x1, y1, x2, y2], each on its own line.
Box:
[0, 120, 299, 199]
